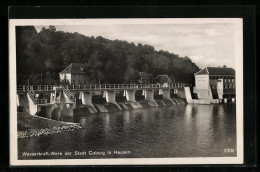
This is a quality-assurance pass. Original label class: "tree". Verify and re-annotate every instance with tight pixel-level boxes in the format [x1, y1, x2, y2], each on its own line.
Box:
[16, 26, 200, 85]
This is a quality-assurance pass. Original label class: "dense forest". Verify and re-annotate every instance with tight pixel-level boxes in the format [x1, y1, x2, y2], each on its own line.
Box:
[16, 26, 200, 85]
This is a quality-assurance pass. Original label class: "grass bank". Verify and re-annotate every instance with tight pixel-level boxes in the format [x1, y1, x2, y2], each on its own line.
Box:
[17, 112, 82, 139]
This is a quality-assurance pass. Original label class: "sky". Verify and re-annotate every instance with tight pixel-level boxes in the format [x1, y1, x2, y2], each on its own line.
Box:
[35, 23, 236, 69]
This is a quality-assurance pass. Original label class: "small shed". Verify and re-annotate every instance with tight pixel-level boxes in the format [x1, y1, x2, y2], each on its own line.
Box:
[155, 74, 172, 87]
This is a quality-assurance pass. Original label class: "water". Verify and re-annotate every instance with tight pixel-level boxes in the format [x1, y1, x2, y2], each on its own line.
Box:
[18, 103, 236, 159]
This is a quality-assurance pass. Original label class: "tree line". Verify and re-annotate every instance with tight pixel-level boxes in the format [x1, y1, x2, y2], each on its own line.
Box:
[16, 26, 200, 85]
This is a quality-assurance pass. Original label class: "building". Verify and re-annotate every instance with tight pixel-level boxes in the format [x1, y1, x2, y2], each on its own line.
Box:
[193, 67, 235, 100]
[59, 63, 88, 85]
[155, 74, 174, 87]
[138, 72, 154, 84]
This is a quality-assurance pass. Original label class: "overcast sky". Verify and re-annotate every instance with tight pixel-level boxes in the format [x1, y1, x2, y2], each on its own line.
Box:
[35, 23, 235, 69]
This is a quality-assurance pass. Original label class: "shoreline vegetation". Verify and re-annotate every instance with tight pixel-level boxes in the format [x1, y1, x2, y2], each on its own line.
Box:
[16, 26, 199, 85]
[17, 113, 82, 139]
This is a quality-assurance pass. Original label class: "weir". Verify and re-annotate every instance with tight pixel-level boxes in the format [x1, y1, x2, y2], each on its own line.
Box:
[17, 94, 30, 114]
[159, 89, 175, 105]
[104, 91, 122, 110]
[79, 92, 97, 113]
[27, 93, 41, 115]
[124, 90, 142, 109]
[46, 105, 55, 118]
[144, 89, 158, 106]
[125, 90, 136, 102]
[17, 83, 191, 116]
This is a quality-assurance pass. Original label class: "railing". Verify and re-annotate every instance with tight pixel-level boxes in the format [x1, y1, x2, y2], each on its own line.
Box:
[27, 89, 37, 103]
[19, 83, 192, 105]
[26, 86, 53, 104]
[17, 85, 55, 92]
[65, 83, 192, 91]
[17, 85, 28, 92]
[18, 83, 192, 92]
[27, 89, 51, 105]
[62, 86, 76, 103]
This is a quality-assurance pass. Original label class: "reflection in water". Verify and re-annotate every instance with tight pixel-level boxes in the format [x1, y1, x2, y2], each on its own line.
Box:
[104, 114, 110, 136]
[18, 104, 236, 159]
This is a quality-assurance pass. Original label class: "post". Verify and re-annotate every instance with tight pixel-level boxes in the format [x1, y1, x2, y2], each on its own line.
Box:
[224, 98, 227, 103]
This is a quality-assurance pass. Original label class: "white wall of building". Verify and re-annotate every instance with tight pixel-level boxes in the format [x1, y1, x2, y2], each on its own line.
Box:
[195, 75, 209, 89]
[59, 74, 71, 83]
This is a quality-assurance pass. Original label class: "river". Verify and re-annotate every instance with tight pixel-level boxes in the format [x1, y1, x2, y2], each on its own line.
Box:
[18, 103, 236, 159]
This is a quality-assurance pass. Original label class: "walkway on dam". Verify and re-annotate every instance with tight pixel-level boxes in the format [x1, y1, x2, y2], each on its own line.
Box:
[17, 83, 192, 116]
[17, 83, 191, 93]
[17, 83, 190, 109]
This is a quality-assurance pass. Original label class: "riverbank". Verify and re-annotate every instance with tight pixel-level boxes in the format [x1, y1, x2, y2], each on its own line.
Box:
[18, 112, 82, 139]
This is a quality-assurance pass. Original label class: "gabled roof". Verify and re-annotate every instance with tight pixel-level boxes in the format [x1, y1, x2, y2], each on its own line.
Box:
[194, 67, 235, 75]
[194, 68, 208, 75]
[155, 75, 171, 83]
[59, 63, 86, 74]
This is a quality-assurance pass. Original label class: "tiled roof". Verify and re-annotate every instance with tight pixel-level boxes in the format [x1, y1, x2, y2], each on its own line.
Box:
[59, 63, 86, 74]
[155, 75, 170, 83]
[195, 67, 235, 75]
[194, 68, 208, 75]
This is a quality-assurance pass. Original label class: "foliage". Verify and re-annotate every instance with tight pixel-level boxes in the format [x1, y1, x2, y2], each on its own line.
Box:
[16, 26, 200, 85]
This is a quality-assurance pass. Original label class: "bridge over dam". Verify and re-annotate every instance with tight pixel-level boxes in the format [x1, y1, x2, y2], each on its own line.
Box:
[17, 83, 191, 118]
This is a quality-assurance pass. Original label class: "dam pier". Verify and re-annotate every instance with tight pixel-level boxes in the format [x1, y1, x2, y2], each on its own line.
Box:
[17, 83, 190, 117]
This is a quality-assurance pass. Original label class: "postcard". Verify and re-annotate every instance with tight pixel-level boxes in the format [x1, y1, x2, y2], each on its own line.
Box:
[9, 18, 243, 166]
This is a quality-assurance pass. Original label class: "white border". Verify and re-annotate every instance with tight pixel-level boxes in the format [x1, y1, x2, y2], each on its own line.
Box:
[9, 18, 243, 166]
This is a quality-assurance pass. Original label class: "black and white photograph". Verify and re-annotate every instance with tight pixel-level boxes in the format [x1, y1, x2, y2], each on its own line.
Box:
[9, 18, 243, 165]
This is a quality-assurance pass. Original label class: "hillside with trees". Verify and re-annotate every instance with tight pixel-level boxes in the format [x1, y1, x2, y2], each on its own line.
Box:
[16, 26, 200, 85]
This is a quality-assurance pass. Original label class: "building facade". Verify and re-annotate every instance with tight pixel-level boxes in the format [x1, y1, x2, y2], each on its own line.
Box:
[155, 74, 175, 87]
[59, 63, 89, 85]
[193, 67, 235, 100]
[138, 72, 154, 84]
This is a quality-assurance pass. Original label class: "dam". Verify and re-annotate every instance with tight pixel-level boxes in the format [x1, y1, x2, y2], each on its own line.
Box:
[16, 83, 191, 117]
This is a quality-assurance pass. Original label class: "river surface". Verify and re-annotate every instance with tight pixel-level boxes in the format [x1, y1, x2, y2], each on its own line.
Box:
[18, 103, 236, 159]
